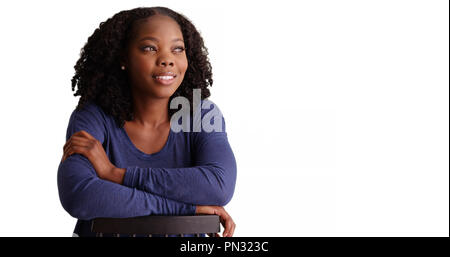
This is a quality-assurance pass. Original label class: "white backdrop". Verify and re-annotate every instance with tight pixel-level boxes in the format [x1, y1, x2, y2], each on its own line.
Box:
[0, 0, 448, 236]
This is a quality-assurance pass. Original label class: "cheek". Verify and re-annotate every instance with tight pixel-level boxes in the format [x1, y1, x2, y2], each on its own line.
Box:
[178, 57, 188, 74]
[132, 57, 153, 74]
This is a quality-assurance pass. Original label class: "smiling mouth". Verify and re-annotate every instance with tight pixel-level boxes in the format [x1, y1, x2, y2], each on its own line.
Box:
[152, 75, 177, 85]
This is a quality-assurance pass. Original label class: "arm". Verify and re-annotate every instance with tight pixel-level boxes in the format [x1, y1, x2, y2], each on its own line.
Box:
[121, 103, 237, 206]
[57, 103, 196, 220]
[58, 154, 196, 220]
[122, 132, 237, 206]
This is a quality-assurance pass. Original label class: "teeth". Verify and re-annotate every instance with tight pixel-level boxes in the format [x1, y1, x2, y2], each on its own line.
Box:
[156, 76, 174, 80]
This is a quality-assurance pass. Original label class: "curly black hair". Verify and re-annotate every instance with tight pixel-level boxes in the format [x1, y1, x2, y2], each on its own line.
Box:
[71, 6, 212, 127]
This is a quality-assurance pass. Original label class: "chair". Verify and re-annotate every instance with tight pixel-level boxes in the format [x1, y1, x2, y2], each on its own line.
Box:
[91, 214, 221, 237]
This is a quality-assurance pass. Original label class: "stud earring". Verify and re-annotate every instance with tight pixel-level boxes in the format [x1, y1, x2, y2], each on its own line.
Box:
[121, 65, 125, 70]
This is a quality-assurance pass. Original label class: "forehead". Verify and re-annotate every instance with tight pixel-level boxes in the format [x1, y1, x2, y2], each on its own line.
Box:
[131, 15, 184, 41]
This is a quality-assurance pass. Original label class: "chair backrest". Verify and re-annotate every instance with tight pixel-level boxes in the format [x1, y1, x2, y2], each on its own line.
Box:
[91, 214, 220, 237]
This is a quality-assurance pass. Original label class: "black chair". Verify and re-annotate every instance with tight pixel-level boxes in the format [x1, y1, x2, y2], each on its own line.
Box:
[91, 214, 221, 237]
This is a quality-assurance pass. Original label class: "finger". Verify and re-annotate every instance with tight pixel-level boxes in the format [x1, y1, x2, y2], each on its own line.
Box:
[69, 137, 92, 150]
[63, 141, 71, 160]
[63, 139, 72, 153]
[62, 140, 72, 161]
[63, 135, 89, 151]
[64, 145, 87, 160]
[68, 135, 92, 145]
[216, 209, 226, 225]
[224, 218, 233, 237]
[71, 131, 84, 138]
[64, 138, 91, 155]
[219, 215, 226, 234]
[78, 130, 96, 140]
[63, 136, 98, 162]
[229, 221, 236, 237]
[213, 209, 227, 229]
[225, 217, 235, 237]
[217, 210, 231, 237]
[62, 142, 72, 160]
[213, 207, 231, 237]
[71, 135, 92, 140]
[65, 148, 76, 159]
[63, 139, 82, 162]
[69, 131, 92, 142]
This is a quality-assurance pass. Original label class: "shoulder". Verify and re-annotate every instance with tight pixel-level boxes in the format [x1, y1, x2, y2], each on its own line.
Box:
[66, 101, 111, 142]
[189, 99, 231, 149]
[194, 98, 227, 133]
[199, 99, 223, 117]
[70, 101, 107, 122]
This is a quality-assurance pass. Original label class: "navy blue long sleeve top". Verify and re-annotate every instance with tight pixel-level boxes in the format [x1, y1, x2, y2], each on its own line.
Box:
[57, 99, 237, 237]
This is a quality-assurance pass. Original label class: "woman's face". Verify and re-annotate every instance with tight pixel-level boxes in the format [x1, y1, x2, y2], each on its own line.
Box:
[124, 14, 188, 99]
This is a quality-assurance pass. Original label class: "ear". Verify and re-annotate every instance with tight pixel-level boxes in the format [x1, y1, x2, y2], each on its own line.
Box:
[119, 48, 129, 68]
[120, 58, 128, 68]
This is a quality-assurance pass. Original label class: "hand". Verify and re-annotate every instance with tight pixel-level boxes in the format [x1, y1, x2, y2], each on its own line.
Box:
[195, 205, 236, 237]
[61, 130, 116, 180]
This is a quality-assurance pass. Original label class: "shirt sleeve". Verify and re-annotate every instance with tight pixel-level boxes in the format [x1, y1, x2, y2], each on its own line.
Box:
[122, 100, 237, 206]
[57, 103, 196, 220]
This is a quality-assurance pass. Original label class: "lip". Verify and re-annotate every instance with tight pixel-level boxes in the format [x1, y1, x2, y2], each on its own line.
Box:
[152, 72, 177, 85]
[153, 71, 176, 77]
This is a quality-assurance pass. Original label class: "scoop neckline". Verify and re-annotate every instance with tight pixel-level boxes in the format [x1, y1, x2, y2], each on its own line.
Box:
[119, 123, 173, 159]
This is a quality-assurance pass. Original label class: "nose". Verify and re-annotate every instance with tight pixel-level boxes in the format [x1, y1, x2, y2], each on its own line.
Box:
[157, 53, 174, 67]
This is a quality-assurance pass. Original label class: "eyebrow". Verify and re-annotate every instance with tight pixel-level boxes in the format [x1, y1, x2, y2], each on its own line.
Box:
[139, 36, 184, 43]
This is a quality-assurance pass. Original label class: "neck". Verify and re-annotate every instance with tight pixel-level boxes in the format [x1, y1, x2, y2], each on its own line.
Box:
[130, 97, 170, 128]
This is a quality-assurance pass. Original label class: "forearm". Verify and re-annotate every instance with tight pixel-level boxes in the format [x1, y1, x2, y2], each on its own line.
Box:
[58, 154, 196, 220]
[102, 112, 237, 206]
[121, 164, 236, 206]
[115, 134, 237, 206]
[106, 167, 126, 185]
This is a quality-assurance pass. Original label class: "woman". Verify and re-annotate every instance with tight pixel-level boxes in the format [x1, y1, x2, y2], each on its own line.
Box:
[57, 6, 237, 237]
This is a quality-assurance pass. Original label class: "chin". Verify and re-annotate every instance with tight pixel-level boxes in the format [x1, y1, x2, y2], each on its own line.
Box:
[150, 86, 179, 99]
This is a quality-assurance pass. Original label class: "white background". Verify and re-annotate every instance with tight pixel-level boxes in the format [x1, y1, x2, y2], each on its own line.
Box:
[0, 0, 448, 236]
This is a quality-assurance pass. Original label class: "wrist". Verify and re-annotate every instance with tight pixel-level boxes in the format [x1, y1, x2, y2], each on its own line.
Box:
[105, 166, 126, 184]
[113, 167, 126, 184]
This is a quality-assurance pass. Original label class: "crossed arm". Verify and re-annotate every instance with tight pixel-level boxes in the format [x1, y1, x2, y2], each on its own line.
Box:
[57, 103, 237, 236]
[61, 127, 237, 207]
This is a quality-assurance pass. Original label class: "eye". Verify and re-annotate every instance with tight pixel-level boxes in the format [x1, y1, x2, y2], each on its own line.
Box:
[174, 46, 185, 53]
[142, 45, 156, 52]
